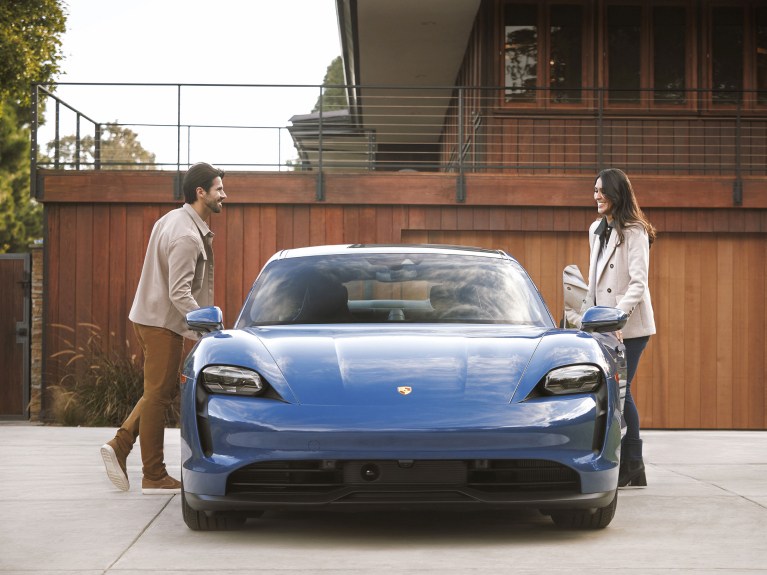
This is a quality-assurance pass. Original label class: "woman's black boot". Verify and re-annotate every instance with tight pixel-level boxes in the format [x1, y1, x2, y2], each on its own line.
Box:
[618, 460, 647, 487]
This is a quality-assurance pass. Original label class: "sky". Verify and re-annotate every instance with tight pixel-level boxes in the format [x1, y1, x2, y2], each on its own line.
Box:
[38, 0, 342, 169]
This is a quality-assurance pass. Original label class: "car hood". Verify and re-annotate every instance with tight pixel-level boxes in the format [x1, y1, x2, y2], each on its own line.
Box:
[248, 325, 547, 406]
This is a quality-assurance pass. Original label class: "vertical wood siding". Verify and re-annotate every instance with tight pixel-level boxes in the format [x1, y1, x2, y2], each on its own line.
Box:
[45, 203, 767, 429]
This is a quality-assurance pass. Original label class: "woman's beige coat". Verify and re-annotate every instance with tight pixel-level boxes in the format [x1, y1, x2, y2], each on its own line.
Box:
[582, 219, 656, 339]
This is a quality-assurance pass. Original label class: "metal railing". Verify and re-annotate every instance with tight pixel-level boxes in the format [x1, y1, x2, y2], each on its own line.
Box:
[30, 83, 767, 205]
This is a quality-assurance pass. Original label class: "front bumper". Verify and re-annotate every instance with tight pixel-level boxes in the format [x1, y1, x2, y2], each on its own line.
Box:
[181, 390, 622, 506]
[185, 487, 617, 513]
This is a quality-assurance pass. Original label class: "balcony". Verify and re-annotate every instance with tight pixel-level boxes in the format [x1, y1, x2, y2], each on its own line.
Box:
[31, 83, 766, 207]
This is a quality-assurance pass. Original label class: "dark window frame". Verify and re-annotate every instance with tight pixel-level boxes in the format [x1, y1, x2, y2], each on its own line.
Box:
[705, 1, 750, 110]
[757, 6, 767, 106]
[603, 0, 697, 111]
[500, 0, 592, 109]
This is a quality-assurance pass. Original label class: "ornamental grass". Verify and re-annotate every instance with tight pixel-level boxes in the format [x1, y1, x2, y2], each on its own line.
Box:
[48, 323, 179, 427]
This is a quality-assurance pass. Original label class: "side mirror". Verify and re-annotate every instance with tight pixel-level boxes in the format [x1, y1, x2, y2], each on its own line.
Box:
[186, 306, 224, 334]
[580, 306, 628, 333]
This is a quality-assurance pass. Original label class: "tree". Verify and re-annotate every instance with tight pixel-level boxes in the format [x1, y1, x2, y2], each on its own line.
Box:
[46, 122, 157, 169]
[0, 0, 67, 252]
[311, 56, 348, 113]
[0, 0, 66, 120]
[0, 101, 42, 252]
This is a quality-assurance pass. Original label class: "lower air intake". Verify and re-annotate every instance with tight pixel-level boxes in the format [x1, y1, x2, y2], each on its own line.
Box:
[226, 459, 580, 495]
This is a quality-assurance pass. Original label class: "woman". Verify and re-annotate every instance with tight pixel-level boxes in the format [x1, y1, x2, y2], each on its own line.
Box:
[585, 168, 656, 487]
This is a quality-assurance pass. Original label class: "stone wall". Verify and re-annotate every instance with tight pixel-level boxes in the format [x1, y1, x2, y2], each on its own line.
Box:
[29, 242, 43, 422]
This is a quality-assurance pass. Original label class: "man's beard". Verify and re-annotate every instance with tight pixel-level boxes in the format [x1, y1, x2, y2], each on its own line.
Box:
[205, 194, 222, 214]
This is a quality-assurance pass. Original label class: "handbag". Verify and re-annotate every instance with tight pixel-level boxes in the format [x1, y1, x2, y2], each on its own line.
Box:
[562, 264, 588, 329]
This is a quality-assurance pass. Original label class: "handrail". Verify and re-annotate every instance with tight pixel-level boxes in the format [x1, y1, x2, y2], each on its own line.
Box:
[30, 83, 766, 206]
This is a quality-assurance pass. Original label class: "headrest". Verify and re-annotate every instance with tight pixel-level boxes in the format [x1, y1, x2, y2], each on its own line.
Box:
[429, 285, 453, 310]
[306, 276, 349, 318]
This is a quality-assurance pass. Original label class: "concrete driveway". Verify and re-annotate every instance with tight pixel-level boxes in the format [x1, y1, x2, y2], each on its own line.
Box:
[1, 426, 765, 574]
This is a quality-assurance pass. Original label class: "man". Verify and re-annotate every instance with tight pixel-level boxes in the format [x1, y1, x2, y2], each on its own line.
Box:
[100, 162, 226, 494]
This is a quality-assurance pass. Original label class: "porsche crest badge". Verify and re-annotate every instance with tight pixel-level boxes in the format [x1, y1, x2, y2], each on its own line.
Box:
[398, 387, 412, 395]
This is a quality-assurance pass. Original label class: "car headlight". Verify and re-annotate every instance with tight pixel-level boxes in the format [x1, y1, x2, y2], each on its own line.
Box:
[201, 366, 265, 396]
[543, 365, 602, 395]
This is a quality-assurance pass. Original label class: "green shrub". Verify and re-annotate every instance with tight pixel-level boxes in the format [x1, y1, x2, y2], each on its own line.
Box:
[49, 324, 179, 427]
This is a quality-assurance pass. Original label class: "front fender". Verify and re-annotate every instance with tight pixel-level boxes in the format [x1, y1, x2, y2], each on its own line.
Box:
[182, 329, 298, 404]
[511, 329, 622, 462]
[510, 329, 616, 403]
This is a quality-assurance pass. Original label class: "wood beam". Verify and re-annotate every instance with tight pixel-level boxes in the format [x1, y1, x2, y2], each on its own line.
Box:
[38, 170, 767, 209]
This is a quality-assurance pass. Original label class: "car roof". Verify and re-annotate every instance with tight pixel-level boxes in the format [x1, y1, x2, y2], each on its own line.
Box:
[274, 244, 512, 261]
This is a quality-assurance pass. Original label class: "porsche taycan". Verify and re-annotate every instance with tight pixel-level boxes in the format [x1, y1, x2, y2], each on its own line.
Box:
[180, 244, 628, 530]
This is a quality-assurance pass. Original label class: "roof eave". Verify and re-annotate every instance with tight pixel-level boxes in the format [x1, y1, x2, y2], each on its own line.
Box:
[335, 0, 361, 125]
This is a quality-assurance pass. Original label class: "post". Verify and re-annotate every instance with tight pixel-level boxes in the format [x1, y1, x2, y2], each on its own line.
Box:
[30, 84, 38, 198]
[94, 124, 101, 170]
[598, 89, 603, 172]
[733, 92, 743, 206]
[175, 85, 182, 200]
[367, 131, 375, 171]
[54, 100, 60, 170]
[456, 88, 466, 203]
[75, 114, 81, 170]
[177, 85, 181, 172]
[316, 87, 324, 201]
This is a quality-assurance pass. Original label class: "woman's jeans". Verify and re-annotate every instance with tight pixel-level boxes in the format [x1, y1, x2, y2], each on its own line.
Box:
[622, 335, 650, 462]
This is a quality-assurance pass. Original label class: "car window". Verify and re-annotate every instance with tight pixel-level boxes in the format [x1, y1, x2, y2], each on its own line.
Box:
[237, 253, 552, 327]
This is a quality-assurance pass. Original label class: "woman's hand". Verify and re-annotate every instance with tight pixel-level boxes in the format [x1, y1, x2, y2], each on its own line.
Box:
[616, 330, 623, 344]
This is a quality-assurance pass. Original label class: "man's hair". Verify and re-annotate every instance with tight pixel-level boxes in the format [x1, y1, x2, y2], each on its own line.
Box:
[183, 162, 225, 204]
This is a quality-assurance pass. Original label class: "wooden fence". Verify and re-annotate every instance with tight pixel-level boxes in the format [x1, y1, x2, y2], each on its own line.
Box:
[42, 173, 767, 428]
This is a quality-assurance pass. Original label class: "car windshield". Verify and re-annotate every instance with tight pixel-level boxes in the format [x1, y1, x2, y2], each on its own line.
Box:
[237, 253, 552, 327]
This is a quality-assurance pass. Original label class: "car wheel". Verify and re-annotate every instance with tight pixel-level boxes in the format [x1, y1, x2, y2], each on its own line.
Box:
[549, 490, 618, 529]
[181, 484, 248, 531]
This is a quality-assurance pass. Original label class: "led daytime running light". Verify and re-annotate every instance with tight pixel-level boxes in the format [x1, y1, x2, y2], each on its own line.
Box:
[202, 366, 264, 396]
[543, 365, 602, 395]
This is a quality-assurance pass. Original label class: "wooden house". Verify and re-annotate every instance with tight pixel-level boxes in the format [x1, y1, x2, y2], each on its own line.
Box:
[31, 0, 767, 428]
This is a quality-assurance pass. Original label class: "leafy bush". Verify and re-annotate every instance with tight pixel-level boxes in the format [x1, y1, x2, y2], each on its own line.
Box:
[49, 323, 179, 427]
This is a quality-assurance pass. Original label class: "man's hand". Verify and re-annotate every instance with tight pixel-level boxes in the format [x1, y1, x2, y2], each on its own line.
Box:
[616, 329, 624, 344]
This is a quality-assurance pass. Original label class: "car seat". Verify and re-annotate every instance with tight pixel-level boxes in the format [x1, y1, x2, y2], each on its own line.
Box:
[292, 276, 356, 323]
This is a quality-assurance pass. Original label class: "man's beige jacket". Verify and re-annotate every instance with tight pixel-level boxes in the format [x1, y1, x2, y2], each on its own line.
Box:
[129, 204, 214, 339]
[582, 218, 656, 339]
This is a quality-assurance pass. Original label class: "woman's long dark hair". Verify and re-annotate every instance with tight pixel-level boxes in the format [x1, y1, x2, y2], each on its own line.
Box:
[596, 168, 656, 246]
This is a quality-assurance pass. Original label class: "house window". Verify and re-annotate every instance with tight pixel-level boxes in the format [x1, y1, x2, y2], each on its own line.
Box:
[550, 5, 583, 103]
[653, 6, 686, 103]
[504, 4, 538, 102]
[503, 2, 586, 105]
[604, 3, 693, 108]
[608, 6, 642, 105]
[711, 7, 744, 104]
[758, 8, 767, 105]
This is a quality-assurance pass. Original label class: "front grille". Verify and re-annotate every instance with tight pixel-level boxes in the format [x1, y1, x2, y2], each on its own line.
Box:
[227, 460, 343, 494]
[226, 459, 580, 495]
[467, 459, 580, 493]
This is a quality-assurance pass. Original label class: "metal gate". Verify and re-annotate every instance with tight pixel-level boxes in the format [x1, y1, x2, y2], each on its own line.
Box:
[0, 254, 31, 419]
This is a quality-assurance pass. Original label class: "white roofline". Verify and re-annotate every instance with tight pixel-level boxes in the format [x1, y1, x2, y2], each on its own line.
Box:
[268, 244, 509, 262]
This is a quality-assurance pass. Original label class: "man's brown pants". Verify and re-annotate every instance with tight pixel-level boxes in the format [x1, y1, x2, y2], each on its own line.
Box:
[113, 323, 184, 481]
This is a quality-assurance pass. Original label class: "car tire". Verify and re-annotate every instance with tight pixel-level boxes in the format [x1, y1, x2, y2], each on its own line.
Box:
[549, 490, 618, 529]
[181, 484, 247, 531]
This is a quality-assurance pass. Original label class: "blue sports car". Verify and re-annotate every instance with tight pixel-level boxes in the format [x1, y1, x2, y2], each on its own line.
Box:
[180, 244, 628, 531]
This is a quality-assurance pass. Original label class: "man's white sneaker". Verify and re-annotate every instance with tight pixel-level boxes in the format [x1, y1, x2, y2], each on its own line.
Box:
[100, 443, 129, 491]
